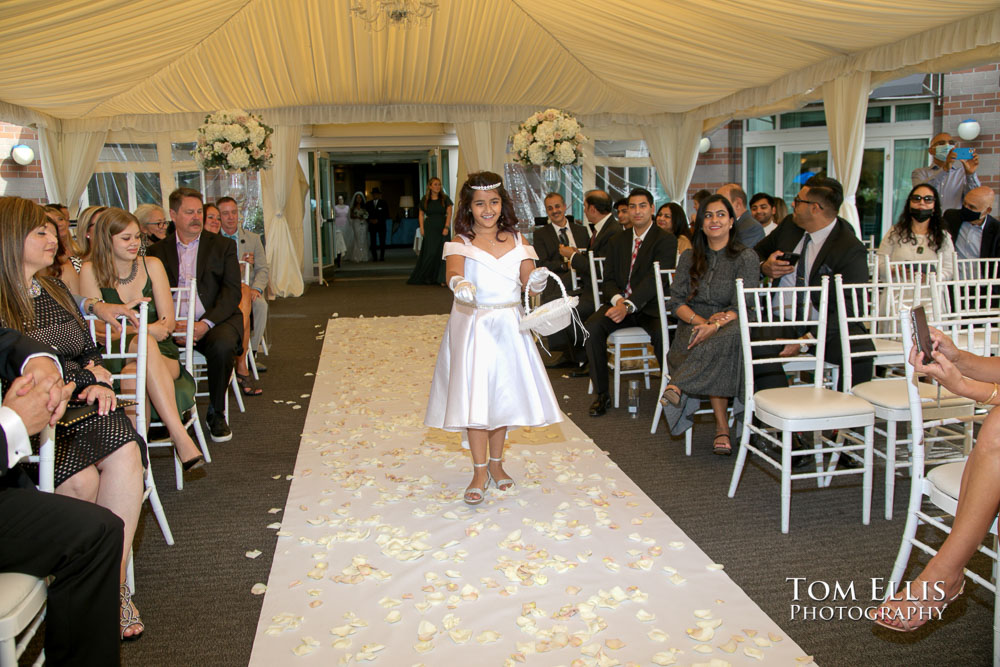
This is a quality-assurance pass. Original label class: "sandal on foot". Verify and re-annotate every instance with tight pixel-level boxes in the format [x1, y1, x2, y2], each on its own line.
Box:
[869, 581, 964, 632]
[489, 456, 515, 491]
[236, 373, 262, 396]
[660, 386, 681, 407]
[464, 462, 489, 505]
[713, 433, 732, 456]
[120, 584, 144, 641]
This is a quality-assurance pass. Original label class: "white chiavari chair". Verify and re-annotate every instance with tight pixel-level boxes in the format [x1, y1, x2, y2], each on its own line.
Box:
[953, 256, 1000, 281]
[240, 260, 261, 380]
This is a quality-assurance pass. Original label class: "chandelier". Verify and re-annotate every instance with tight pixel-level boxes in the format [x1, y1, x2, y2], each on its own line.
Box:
[350, 1, 439, 31]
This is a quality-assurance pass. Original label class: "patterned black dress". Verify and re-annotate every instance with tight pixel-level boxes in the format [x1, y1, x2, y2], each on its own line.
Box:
[4, 281, 147, 487]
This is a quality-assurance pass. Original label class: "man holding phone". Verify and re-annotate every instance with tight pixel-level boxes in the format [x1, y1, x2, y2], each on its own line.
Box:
[912, 132, 981, 211]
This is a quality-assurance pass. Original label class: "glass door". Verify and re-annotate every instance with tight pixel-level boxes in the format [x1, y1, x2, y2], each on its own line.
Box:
[856, 146, 887, 243]
[782, 149, 828, 205]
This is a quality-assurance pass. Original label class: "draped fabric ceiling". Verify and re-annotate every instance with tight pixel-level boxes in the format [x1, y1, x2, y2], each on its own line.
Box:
[1, 0, 999, 293]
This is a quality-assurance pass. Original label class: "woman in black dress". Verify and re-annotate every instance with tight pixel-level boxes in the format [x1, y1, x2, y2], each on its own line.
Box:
[0, 196, 147, 640]
[407, 177, 453, 285]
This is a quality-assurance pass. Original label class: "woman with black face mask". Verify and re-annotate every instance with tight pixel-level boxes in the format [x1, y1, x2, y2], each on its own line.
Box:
[877, 183, 955, 279]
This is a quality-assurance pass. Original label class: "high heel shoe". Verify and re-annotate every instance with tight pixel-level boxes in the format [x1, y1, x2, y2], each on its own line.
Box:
[464, 462, 489, 505]
[120, 584, 144, 641]
[489, 457, 515, 491]
[182, 454, 205, 472]
[869, 580, 965, 632]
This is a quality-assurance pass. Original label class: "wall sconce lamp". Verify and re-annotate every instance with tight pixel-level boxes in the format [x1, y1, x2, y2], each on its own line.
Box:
[957, 118, 981, 141]
[10, 144, 34, 165]
[698, 137, 712, 154]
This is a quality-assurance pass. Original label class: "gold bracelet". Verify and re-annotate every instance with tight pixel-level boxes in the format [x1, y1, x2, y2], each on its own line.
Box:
[978, 382, 999, 408]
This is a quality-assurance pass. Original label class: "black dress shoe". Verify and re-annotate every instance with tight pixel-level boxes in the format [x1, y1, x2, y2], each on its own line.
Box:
[570, 364, 590, 378]
[589, 393, 612, 417]
[837, 455, 863, 470]
[206, 411, 232, 443]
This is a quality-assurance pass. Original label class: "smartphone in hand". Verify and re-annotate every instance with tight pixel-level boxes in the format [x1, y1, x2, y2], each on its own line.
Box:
[779, 252, 801, 265]
[911, 306, 934, 365]
[953, 147, 974, 160]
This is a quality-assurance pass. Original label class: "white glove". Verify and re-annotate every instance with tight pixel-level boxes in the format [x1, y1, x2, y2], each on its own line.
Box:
[449, 275, 477, 302]
[527, 267, 549, 293]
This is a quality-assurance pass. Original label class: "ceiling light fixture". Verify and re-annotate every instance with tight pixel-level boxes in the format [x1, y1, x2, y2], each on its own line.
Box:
[350, 1, 438, 31]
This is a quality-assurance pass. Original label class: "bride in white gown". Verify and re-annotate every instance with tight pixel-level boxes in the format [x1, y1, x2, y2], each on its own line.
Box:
[425, 171, 561, 505]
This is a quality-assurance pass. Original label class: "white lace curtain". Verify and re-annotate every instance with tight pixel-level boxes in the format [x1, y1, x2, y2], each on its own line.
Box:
[823, 71, 872, 237]
[37, 127, 107, 217]
[261, 125, 306, 297]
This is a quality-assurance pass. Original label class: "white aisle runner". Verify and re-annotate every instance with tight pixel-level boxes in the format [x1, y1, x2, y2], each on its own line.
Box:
[249, 315, 813, 666]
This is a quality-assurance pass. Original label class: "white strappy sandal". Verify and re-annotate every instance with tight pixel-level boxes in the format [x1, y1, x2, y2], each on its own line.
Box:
[464, 462, 489, 505]
[489, 456, 515, 491]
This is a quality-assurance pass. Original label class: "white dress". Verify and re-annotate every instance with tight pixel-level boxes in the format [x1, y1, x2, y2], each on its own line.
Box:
[425, 234, 562, 436]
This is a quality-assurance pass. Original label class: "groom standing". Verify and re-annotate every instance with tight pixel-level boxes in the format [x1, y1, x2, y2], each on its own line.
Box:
[365, 187, 390, 262]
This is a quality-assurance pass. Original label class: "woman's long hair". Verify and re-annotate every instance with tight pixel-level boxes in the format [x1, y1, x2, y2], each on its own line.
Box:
[657, 202, 691, 239]
[887, 183, 945, 253]
[421, 177, 450, 210]
[453, 171, 518, 241]
[44, 204, 82, 257]
[75, 205, 107, 258]
[351, 191, 366, 214]
[0, 197, 84, 333]
[688, 194, 743, 301]
[90, 208, 142, 289]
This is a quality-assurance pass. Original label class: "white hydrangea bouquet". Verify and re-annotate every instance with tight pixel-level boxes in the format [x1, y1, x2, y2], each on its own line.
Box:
[194, 110, 274, 172]
[511, 108, 586, 167]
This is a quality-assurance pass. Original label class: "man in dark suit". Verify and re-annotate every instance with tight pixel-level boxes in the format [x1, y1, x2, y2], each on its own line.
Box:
[755, 176, 873, 393]
[0, 328, 123, 666]
[148, 187, 243, 442]
[583, 188, 677, 416]
[365, 187, 390, 262]
[719, 183, 765, 249]
[944, 186, 1000, 263]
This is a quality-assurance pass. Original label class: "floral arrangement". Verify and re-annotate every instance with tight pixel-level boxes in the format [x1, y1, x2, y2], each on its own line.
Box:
[194, 110, 274, 172]
[511, 108, 586, 168]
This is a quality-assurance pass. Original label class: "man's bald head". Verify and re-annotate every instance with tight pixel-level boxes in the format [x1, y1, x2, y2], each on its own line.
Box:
[963, 186, 995, 222]
[717, 183, 747, 216]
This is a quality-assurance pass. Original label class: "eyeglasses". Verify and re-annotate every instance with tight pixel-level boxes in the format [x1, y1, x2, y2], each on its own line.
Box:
[793, 196, 823, 210]
[147, 221, 168, 228]
[909, 195, 936, 204]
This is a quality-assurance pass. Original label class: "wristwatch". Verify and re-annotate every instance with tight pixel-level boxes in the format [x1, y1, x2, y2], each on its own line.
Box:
[625, 301, 636, 314]
[87, 298, 104, 315]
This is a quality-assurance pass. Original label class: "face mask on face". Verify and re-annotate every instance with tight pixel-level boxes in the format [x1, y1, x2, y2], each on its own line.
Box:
[960, 206, 982, 223]
[934, 143, 955, 162]
[911, 208, 933, 222]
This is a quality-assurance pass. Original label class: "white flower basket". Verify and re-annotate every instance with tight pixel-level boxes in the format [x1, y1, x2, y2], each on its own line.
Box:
[519, 269, 581, 337]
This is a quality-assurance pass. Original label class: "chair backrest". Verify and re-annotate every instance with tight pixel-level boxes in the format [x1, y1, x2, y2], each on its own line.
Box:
[928, 274, 1000, 322]
[881, 255, 943, 285]
[171, 281, 197, 374]
[588, 251, 606, 305]
[954, 256, 1000, 281]
[652, 261, 677, 367]
[834, 274, 905, 387]
[735, 276, 830, 403]
[240, 260, 251, 286]
[86, 303, 149, 434]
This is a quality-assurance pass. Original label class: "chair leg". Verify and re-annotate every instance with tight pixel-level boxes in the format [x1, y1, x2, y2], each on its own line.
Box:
[144, 466, 174, 546]
[885, 419, 898, 520]
[862, 425, 874, 526]
[0, 637, 17, 666]
[173, 452, 183, 492]
[190, 411, 211, 463]
[812, 431, 824, 488]
[781, 430, 793, 534]
[613, 342, 621, 409]
[727, 420, 752, 498]
[685, 429, 692, 456]
[231, 372, 246, 413]
[650, 373, 668, 434]
[247, 349, 259, 381]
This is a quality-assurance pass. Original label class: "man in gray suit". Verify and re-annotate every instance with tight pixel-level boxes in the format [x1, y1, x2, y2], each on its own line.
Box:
[719, 183, 764, 248]
[218, 196, 270, 372]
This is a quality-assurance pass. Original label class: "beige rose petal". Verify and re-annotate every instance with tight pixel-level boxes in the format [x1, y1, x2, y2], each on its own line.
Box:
[565, 585, 581, 595]
[698, 619, 723, 630]
[581, 643, 601, 657]
[331, 624, 354, 637]
[744, 647, 765, 661]
[768, 632, 783, 642]
[414, 641, 434, 654]
[753, 636, 772, 647]
[795, 657, 815, 664]
[719, 640, 738, 653]
[648, 628, 669, 642]
[250, 583, 267, 595]
[693, 644, 714, 654]
[743, 629, 757, 638]
[706, 562, 725, 571]
[476, 630, 501, 644]
[687, 626, 714, 642]
[245, 549, 262, 559]
[668, 541, 684, 550]
[669, 574, 686, 585]
[605, 638, 626, 650]
[384, 610, 401, 623]
[417, 620, 437, 642]
[636, 609, 656, 622]
[448, 629, 472, 644]
[694, 609, 712, 619]
[651, 652, 677, 666]
[331, 637, 351, 649]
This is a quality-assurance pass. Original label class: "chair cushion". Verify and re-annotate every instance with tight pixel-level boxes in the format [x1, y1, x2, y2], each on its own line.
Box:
[0, 572, 43, 617]
[851, 378, 972, 411]
[608, 327, 651, 343]
[873, 338, 904, 362]
[755, 386, 874, 420]
[926, 461, 965, 500]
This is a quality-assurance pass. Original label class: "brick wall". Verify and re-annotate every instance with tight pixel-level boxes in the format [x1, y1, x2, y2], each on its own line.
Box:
[0, 122, 47, 202]
[941, 64, 1000, 202]
[685, 121, 742, 211]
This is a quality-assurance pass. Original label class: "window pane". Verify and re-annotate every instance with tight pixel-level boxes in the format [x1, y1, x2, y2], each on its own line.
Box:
[595, 167, 607, 192]
[896, 103, 931, 122]
[87, 173, 127, 208]
[747, 146, 776, 201]
[892, 138, 929, 225]
[746, 116, 776, 132]
[780, 109, 827, 129]
[594, 140, 648, 158]
[175, 171, 201, 191]
[99, 143, 158, 162]
[857, 148, 885, 241]
[135, 172, 161, 206]
[782, 150, 827, 203]
[865, 106, 891, 124]
[171, 142, 197, 162]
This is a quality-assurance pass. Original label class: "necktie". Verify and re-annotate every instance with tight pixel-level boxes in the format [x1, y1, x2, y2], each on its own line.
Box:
[796, 233, 811, 322]
[558, 227, 569, 246]
[624, 237, 642, 298]
[589, 224, 597, 247]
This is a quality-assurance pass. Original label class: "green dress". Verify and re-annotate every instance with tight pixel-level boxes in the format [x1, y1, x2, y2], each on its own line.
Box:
[407, 195, 451, 285]
[101, 260, 196, 416]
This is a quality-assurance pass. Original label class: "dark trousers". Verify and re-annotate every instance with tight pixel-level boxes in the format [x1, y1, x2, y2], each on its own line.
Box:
[546, 296, 595, 362]
[195, 315, 242, 415]
[584, 306, 662, 395]
[753, 333, 873, 393]
[368, 220, 387, 261]
[0, 481, 123, 666]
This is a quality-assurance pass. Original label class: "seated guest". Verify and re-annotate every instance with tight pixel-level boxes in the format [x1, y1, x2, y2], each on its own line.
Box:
[912, 132, 980, 211]
[655, 202, 692, 257]
[871, 326, 1000, 631]
[42, 208, 80, 293]
[0, 327, 125, 663]
[584, 188, 677, 416]
[944, 185, 999, 262]
[533, 192, 589, 296]
[147, 188, 243, 442]
[202, 202, 222, 234]
[0, 196, 147, 639]
[718, 183, 764, 249]
[79, 208, 204, 471]
[74, 206, 107, 268]
[749, 192, 779, 236]
[659, 195, 760, 454]
[218, 196, 270, 373]
[133, 203, 169, 255]
[615, 197, 632, 230]
[756, 176, 873, 393]
[44, 203, 83, 260]
[877, 183, 955, 279]
[690, 188, 712, 223]
[772, 197, 789, 228]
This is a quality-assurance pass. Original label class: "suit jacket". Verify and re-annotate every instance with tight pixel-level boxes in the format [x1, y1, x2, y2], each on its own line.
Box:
[533, 222, 590, 302]
[365, 198, 390, 225]
[1, 328, 59, 477]
[570, 216, 624, 300]
[235, 229, 269, 294]
[734, 210, 765, 249]
[943, 209, 1000, 259]
[600, 225, 678, 317]
[147, 232, 243, 328]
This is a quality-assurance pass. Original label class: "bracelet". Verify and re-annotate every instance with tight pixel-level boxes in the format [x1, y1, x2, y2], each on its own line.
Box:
[688, 312, 697, 324]
[978, 382, 998, 408]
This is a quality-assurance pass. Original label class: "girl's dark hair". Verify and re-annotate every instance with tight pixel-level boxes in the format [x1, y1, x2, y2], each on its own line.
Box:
[688, 194, 743, 301]
[453, 171, 518, 241]
[657, 202, 691, 239]
[888, 183, 944, 253]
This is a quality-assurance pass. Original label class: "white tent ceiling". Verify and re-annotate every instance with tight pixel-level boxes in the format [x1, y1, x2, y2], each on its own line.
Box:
[1, 0, 999, 132]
